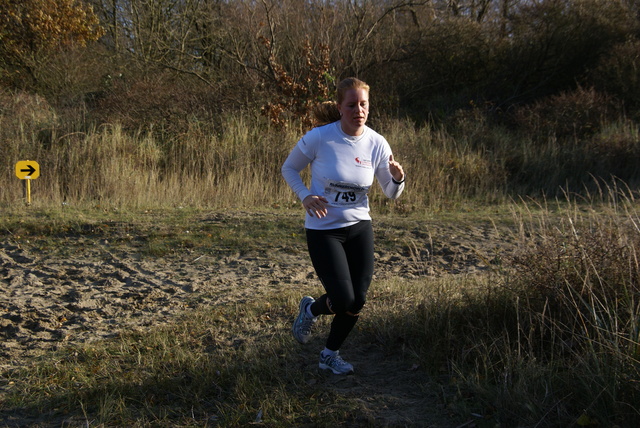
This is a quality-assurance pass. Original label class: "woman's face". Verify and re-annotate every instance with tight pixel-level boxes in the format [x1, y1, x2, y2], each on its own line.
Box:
[338, 88, 369, 136]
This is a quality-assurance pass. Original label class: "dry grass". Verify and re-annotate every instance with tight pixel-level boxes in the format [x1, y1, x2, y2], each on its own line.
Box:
[1, 193, 639, 426]
[3, 88, 640, 213]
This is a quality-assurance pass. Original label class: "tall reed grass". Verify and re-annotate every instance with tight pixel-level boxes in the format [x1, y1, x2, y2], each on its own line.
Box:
[0, 110, 510, 211]
[1, 113, 300, 209]
[3, 90, 640, 211]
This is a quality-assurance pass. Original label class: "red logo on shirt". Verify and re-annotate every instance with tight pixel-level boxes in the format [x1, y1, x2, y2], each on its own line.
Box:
[355, 157, 372, 168]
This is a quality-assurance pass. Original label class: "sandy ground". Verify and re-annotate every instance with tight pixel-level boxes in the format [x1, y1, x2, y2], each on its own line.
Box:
[0, 212, 518, 426]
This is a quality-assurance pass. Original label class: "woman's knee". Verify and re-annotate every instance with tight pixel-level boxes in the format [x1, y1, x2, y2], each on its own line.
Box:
[330, 297, 367, 315]
[349, 297, 366, 315]
[328, 296, 355, 314]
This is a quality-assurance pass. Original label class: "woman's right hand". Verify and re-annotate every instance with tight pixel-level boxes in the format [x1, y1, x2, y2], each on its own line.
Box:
[302, 195, 328, 218]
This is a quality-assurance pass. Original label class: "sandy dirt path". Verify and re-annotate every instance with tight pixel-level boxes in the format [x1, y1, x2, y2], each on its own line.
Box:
[1, 213, 516, 364]
[0, 211, 518, 426]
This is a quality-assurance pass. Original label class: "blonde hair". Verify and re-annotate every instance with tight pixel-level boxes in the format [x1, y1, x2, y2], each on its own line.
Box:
[312, 77, 370, 126]
[336, 77, 370, 104]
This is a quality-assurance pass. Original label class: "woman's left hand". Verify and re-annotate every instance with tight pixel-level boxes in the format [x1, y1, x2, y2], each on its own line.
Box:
[389, 155, 405, 182]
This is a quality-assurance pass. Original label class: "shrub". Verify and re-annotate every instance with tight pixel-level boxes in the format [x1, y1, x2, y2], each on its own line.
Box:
[260, 38, 332, 129]
[511, 86, 619, 141]
[0, 89, 57, 159]
[89, 73, 242, 135]
[585, 120, 640, 183]
[589, 39, 640, 112]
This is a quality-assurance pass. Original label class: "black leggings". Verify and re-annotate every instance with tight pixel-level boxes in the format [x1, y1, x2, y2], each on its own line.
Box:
[306, 220, 374, 351]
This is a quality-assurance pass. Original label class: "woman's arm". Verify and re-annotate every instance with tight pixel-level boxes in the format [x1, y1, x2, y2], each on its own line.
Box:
[281, 145, 313, 201]
[281, 145, 329, 218]
[377, 154, 405, 200]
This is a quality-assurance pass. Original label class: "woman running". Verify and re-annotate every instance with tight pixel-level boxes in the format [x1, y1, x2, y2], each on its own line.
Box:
[281, 77, 405, 375]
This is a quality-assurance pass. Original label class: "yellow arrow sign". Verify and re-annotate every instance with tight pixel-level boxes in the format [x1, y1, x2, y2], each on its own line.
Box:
[15, 161, 40, 180]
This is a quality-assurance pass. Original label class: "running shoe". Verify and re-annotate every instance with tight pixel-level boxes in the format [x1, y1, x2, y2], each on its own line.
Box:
[292, 296, 316, 344]
[319, 351, 354, 375]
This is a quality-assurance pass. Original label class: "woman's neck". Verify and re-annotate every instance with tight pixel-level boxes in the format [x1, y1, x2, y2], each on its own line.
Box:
[340, 121, 364, 137]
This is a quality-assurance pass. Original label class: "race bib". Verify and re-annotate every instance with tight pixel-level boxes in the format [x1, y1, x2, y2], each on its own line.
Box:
[322, 179, 370, 207]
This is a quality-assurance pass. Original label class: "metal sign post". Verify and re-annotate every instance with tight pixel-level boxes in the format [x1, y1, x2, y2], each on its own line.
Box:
[15, 160, 40, 206]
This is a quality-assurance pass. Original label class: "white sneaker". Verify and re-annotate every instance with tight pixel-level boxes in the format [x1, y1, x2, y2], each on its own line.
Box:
[292, 296, 316, 344]
[319, 351, 354, 375]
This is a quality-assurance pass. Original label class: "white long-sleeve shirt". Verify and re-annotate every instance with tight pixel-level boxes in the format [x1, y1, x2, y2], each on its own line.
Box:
[281, 121, 404, 230]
